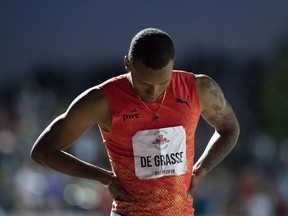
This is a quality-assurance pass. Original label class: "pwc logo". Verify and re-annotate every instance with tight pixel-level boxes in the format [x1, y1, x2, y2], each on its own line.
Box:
[123, 113, 140, 121]
[123, 103, 142, 121]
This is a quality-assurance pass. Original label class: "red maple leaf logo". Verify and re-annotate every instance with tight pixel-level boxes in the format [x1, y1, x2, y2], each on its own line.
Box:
[155, 134, 167, 144]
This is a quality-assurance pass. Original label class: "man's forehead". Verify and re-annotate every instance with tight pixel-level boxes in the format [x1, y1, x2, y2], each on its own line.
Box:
[131, 60, 173, 83]
[132, 59, 174, 69]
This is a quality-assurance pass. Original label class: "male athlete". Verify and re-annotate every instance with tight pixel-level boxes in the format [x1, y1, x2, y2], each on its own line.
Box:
[31, 28, 240, 215]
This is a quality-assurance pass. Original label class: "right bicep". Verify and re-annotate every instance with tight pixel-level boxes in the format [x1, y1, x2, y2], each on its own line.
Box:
[33, 88, 109, 153]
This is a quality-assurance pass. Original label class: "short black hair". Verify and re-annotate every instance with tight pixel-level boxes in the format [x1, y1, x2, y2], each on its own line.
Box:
[128, 28, 175, 70]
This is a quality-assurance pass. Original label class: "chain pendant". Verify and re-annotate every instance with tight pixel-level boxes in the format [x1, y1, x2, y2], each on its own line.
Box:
[155, 114, 159, 123]
[127, 73, 167, 124]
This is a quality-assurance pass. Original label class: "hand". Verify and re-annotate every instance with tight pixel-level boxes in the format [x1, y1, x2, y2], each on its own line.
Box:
[187, 169, 207, 197]
[187, 173, 198, 198]
[107, 175, 135, 202]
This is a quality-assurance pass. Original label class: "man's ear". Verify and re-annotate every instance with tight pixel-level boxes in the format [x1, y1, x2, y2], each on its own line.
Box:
[124, 56, 131, 72]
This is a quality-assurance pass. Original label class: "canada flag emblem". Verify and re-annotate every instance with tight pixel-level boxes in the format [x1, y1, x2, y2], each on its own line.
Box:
[152, 134, 170, 145]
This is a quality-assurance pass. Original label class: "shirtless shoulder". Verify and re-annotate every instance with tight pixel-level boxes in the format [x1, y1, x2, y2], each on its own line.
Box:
[68, 87, 112, 131]
[195, 74, 226, 112]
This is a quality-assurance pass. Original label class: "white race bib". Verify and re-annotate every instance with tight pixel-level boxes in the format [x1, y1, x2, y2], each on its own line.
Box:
[132, 126, 187, 179]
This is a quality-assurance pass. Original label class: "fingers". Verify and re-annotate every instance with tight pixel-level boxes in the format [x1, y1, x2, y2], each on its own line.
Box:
[187, 174, 197, 197]
[122, 190, 135, 201]
[108, 176, 135, 202]
[115, 190, 135, 202]
[112, 186, 135, 201]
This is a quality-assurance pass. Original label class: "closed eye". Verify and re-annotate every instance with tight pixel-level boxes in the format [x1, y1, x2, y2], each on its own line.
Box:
[140, 78, 171, 86]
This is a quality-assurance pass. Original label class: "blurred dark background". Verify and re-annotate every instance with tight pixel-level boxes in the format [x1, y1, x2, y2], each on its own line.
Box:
[1, 1, 288, 215]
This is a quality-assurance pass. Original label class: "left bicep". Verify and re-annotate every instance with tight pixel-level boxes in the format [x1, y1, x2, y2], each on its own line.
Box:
[196, 75, 237, 132]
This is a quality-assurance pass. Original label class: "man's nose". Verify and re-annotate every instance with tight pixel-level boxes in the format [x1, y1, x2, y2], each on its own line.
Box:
[146, 85, 159, 97]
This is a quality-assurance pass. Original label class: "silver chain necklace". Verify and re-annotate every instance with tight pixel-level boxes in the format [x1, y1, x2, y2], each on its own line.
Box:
[127, 73, 167, 123]
[138, 89, 167, 123]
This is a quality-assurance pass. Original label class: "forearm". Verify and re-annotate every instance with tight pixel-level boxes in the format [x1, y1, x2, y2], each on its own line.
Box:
[193, 127, 239, 178]
[32, 150, 111, 185]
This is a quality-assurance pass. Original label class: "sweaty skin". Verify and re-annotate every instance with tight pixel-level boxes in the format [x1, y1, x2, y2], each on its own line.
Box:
[31, 59, 239, 202]
[188, 74, 239, 196]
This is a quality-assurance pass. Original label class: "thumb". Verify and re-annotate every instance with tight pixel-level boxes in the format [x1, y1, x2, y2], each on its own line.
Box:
[108, 177, 135, 201]
[118, 189, 135, 201]
[187, 174, 197, 197]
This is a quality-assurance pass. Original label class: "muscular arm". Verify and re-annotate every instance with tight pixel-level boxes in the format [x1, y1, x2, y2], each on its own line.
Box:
[30, 87, 112, 185]
[189, 74, 240, 192]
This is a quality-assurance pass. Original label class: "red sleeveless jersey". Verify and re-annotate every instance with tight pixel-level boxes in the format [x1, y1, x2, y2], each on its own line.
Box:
[98, 70, 200, 216]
